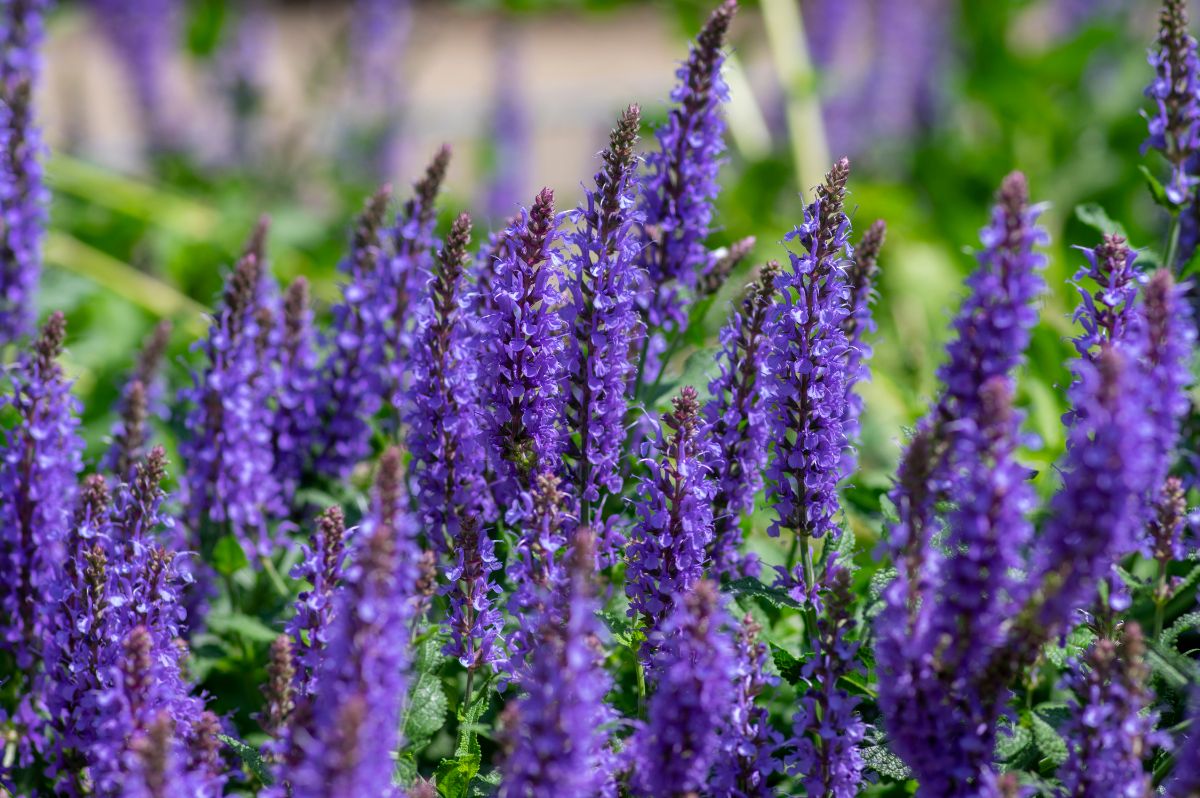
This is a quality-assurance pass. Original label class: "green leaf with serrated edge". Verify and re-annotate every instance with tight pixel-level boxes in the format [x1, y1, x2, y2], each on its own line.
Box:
[868, 568, 896, 604]
[724, 577, 803, 610]
[1139, 165, 1179, 210]
[404, 672, 449, 744]
[455, 689, 492, 759]
[770, 643, 804, 684]
[995, 726, 1032, 763]
[219, 735, 273, 785]
[1146, 641, 1195, 688]
[1031, 711, 1068, 767]
[1043, 627, 1095, 669]
[393, 752, 417, 788]
[435, 754, 481, 798]
[212, 534, 249, 576]
[1073, 202, 1127, 237]
[861, 744, 913, 780]
[596, 609, 640, 649]
[1181, 245, 1200, 280]
[206, 612, 279, 644]
[1162, 610, 1200, 651]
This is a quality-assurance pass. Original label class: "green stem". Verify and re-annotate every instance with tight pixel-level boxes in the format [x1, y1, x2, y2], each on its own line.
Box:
[799, 536, 820, 648]
[635, 659, 647, 719]
[261, 555, 289, 598]
[1166, 210, 1183, 275]
[464, 666, 476, 711]
[1154, 559, 1169, 639]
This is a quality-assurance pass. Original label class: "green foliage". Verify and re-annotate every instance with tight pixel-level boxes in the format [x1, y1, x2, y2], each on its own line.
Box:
[219, 735, 273, 786]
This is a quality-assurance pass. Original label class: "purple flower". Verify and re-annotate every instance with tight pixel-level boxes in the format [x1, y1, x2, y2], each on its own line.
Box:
[106, 320, 172, 480]
[286, 506, 348, 699]
[317, 187, 392, 479]
[0, 0, 50, 343]
[0, 313, 84, 672]
[1144, 0, 1200, 205]
[351, 0, 411, 107]
[763, 159, 852, 568]
[86, 0, 180, 149]
[1171, 686, 1200, 796]
[1150, 477, 1187, 584]
[1058, 624, 1159, 798]
[562, 105, 644, 521]
[629, 580, 736, 797]
[258, 635, 296, 744]
[704, 262, 778, 581]
[711, 614, 782, 798]
[480, 188, 566, 505]
[500, 529, 617, 798]
[273, 278, 320, 504]
[442, 514, 505, 685]
[505, 474, 567, 678]
[275, 448, 418, 798]
[485, 26, 530, 222]
[638, 1, 736, 350]
[625, 386, 718, 641]
[790, 560, 865, 798]
[1071, 235, 1143, 359]
[1137, 269, 1195, 496]
[404, 212, 490, 553]
[179, 250, 281, 559]
[840, 219, 885, 476]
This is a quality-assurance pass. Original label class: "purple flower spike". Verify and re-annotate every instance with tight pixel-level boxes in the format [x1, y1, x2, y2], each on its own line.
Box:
[442, 512, 505, 685]
[1138, 269, 1195, 494]
[481, 188, 566, 504]
[500, 529, 617, 798]
[273, 277, 320, 504]
[1150, 477, 1187, 584]
[506, 473, 567, 677]
[1059, 624, 1160, 798]
[405, 212, 490, 553]
[764, 159, 853, 557]
[563, 105, 644, 521]
[1144, 0, 1200, 205]
[840, 219, 886, 476]
[276, 448, 418, 798]
[712, 614, 782, 798]
[0, 312, 84, 671]
[630, 580, 736, 798]
[286, 506, 348, 699]
[638, 1, 736, 348]
[704, 261, 779, 580]
[791, 560, 865, 798]
[317, 187, 392, 478]
[1171, 687, 1200, 796]
[107, 320, 172, 480]
[0, 0, 50, 343]
[625, 386, 718, 643]
[1071, 235, 1143, 359]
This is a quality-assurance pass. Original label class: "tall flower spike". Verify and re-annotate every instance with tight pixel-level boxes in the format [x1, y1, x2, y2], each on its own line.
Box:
[1144, 0, 1200, 204]
[1071, 235, 1142, 359]
[179, 250, 281, 559]
[626, 386, 718, 644]
[277, 448, 419, 798]
[286, 505, 348, 698]
[840, 219, 886, 476]
[1139, 269, 1195, 497]
[107, 320, 172, 479]
[630, 580, 736, 797]
[405, 212, 490, 553]
[764, 158, 853, 574]
[704, 261, 779, 580]
[0, 0, 50, 343]
[791, 560, 865, 798]
[711, 614, 782, 798]
[638, 0, 736, 351]
[698, 235, 757, 298]
[1058, 623, 1160, 798]
[505, 473, 568, 677]
[273, 277, 320, 502]
[499, 527, 617, 798]
[318, 186, 392, 478]
[442, 513, 505, 687]
[563, 104, 645, 521]
[259, 635, 296, 745]
[482, 188, 566, 504]
[0, 312, 84, 670]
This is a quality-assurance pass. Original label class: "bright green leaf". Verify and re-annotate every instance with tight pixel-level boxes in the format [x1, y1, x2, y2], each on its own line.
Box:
[212, 534, 249, 576]
[725, 577, 803, 610]
[219, 734, 273, 785]
[1031, 712, 1068, 768]
[435, 754, 481, 798]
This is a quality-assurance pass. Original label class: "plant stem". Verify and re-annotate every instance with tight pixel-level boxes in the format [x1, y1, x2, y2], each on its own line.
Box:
[1166, 210, 1183, 274]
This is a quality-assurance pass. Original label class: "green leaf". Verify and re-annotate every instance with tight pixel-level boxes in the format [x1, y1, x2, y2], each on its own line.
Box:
[770, 643, 804, 684]
[724, 577, 803, 610]
[219, 734, 273, 785]
[1138, 165, 1179, 210]
[1031, 711, 1068, 768]
[861, 744, 913, 780]
[404, 672, 449, 744]
[1043, 626, 1095, 668]
[212, 534, 250, 576]
[1146, 640, 1196, 689]
[1181, 245, 1200, 281]
[1073, 203, 1127, 237]
[414, 631, 451, 674]
[435, 753, 481, 798]
[995, 725, 1033, 765]
[455, 690, 492, 760]
[206, 612, 279, 644]
[1161, 610, 1200, 651]
[596, 609, 640, 649]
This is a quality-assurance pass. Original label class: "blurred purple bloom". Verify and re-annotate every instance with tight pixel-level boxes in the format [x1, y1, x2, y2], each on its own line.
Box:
[485, 25, 530, 222]
[1171, 686, 1200, 796]
[286, 506, 348, 700]
[505, 474, 567, 679]
[442, 513, 505, 678]
[840, 220, 885, 476]
[712, 614, 782, 798]
[105, 320, 172, 480]
[1144, 0, 1200, 205]
[273, 278, 320, 504]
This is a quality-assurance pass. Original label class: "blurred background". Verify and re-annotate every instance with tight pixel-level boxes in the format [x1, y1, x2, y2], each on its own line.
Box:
[36, 0, 1172, 506]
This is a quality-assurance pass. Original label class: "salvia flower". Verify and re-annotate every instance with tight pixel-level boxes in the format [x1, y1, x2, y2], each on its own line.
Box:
[698, 235, 756, 298]
[638, 0, 736, 341]
[840, 219, 886, 476]
[481, 187, 566, 504]
[1150, 477, 1187, 601]
[629, 580, 736, 797]
[0, 0, 49, 343]
[404, 212, 490, 552]
[500, 528, 617, 798]
[0, 312, 84, 670]
[485, 28, 530, 222]
[562, 104, 644, 518]
[286, 505, 348, 699]
[1138, 269, 1195, 496]
[317, 187, 392, 478]
[272, 277, 320, 502]
[276, 448, 418, 798]
[791, 560, 865, 798]
[1058, 623, 1160, 798]
[711, 614, 782, 798]
[1171, 686, 1200, 797]
[625, 386, 718, 641]
[505, 473, 568, 677]
[179, 251, 281, 559]
[442, 513, 506, 686]
[1144, 0, 1200, 204]
[704, 261, 779, 580]
[764, 159, 852, 560]
[1071, 234, 1143, 359]
[258, 635, 296, 744]
[106, 320, 172, 480]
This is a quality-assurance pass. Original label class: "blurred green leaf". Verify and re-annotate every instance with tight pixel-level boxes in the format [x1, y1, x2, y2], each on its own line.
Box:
[212, 534, 250, 576]
[1073, 202, 1127, 237]
[1138, 165, 1177, 211]
[435, 754, 481, 798]
[1030, 712, 1068, 768]
[219, 735, 272, 785]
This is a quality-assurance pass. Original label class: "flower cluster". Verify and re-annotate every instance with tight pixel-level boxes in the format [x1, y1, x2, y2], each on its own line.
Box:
[1144, 0, 1200, 203]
